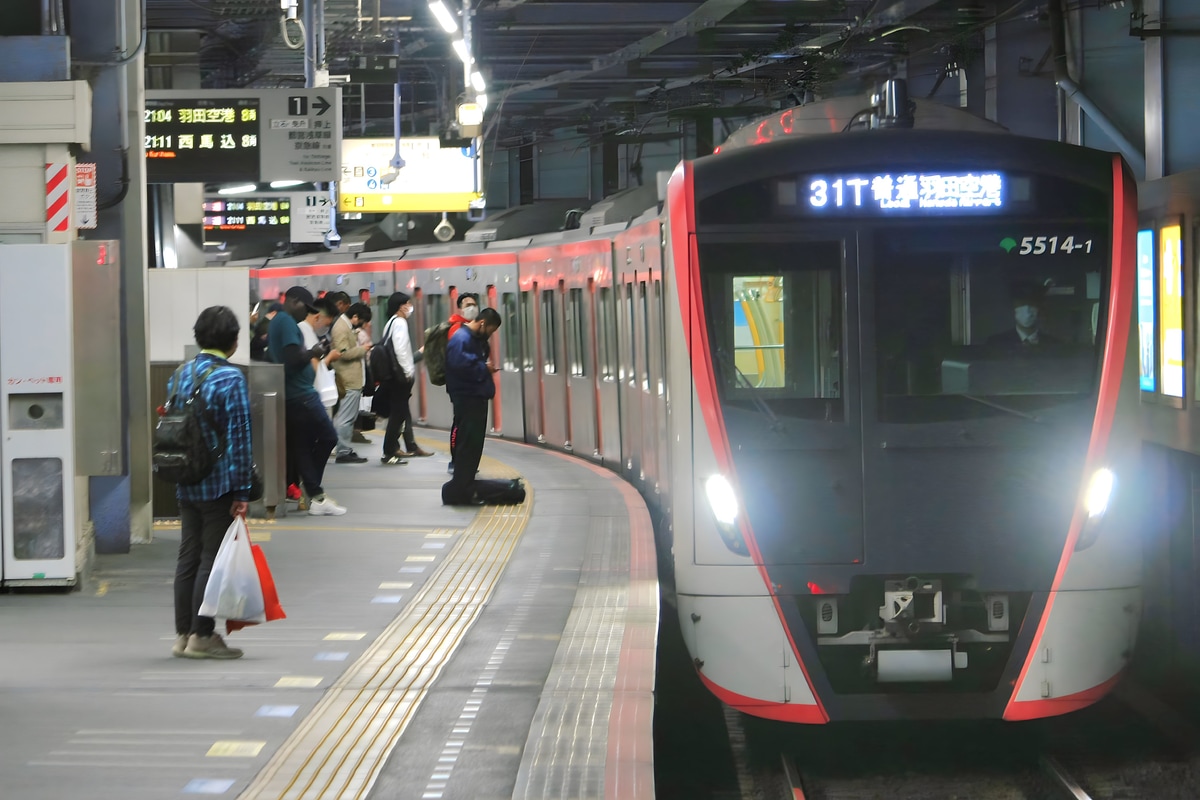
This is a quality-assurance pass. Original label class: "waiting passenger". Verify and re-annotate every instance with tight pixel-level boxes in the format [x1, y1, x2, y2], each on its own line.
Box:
[330, 299, 372, 464]
[442, 308, 503, 504]
[171, 306, 253, 660]
[249, 301, 282, 362]
[381, 292, 434, 464]
[447, 293, 481, 473]
[988, 287, 1059, 347]
[267, 286, 346, 515]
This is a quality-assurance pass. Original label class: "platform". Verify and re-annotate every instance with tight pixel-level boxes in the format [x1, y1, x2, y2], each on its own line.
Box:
[0, 435, 657, 800]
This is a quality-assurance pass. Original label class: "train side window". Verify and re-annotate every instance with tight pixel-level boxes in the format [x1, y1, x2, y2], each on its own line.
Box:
[598, 286, 616, 380]
[639, 280, 651, 388]
[654, 279, 666, 395]
[424, 293, 446, 339]
[501, 292, 520, 371]
[567, 287, 586, 377]
[522, 290, 536, 371]
[625, 282, 636, 380]
[541, 288, 559, 374]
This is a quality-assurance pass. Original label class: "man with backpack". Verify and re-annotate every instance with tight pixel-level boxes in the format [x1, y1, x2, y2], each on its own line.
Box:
[441, 307, 503, 504]
[165, 306, 254, 660]
[378, 292, 434, 464]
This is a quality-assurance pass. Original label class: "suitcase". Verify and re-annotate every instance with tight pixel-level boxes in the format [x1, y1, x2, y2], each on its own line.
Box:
[442, 478, 526, 506]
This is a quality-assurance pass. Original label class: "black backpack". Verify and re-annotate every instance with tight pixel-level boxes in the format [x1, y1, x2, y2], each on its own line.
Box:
[153, 361, 225, 485]
[369, 318, 400, 384]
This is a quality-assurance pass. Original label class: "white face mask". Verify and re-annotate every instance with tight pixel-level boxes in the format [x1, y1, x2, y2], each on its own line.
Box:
[1014, 305, 1038, 329]
[461, 305, 479, 321]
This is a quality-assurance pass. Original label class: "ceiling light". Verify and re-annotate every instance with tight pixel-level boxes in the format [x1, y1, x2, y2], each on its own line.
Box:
[452, 38, 471, 64]
[217, 184, 256, 195]
[270, 179, 304, 188]
[470, 71, 486, 92]
[428, 0, 458, 33]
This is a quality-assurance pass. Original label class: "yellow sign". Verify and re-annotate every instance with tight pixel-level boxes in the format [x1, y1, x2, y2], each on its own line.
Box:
[337, 136, 482, 213]
[1159, 222, 1184, 398]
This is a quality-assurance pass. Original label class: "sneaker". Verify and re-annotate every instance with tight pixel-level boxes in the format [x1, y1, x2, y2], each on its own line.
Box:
[381, 454, 409, 466]
[409, 447, 435, 457]
[286, 483, 302, 501]
[336, 452, 369, 464]
[172, 633, 189, 658]
[309, 495, 347, 516]
[182, 633, 243, 660]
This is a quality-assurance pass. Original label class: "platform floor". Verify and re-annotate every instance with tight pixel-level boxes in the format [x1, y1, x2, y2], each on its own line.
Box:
[0, 434, 657, 800]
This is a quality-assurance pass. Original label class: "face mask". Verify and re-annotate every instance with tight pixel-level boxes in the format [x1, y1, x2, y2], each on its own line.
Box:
[462, 305, 479, 321]
[1014, 305, 1038, 329]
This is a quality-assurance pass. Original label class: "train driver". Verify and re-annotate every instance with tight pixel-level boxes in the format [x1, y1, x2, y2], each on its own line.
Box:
[988, 284, 1059, 347]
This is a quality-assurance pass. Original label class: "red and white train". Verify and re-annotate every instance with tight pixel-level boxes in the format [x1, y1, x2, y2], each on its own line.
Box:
[248, 89, 1141, 722]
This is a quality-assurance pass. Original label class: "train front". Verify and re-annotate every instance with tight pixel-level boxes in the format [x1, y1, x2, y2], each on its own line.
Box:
[665, 131, 1141, 722]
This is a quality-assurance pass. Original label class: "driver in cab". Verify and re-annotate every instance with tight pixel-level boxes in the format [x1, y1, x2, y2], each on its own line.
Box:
[988, 284, 1059, 347]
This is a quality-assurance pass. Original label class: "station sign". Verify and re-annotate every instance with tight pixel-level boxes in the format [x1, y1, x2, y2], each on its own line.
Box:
[202, 192, 334, 245]
[337, 136, 482, 213]
[146, 89, 342, 184]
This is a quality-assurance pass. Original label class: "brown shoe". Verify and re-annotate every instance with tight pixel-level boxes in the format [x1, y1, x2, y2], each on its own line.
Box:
[409, 447, 435, 457]
[183, 633, 244, 660]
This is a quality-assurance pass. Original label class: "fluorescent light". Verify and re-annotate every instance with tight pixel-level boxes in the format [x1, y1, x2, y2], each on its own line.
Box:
[270, 179, 305, 188]
[217, 184, 256, 195]
[452, 38, 471, 64]
[428, 0, 457, 33]
[470, 71, 486, 92]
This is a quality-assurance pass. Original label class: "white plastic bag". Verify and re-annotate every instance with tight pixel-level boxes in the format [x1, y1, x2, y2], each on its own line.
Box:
[315, 362, 338, 407]
[198, 516, 266, 623]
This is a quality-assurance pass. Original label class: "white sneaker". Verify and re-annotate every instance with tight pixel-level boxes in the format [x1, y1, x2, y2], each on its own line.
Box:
[308, 495, 347, 516]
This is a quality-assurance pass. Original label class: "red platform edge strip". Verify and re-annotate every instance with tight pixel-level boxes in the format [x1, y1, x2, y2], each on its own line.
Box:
[667, 161, 828, 723]
[1003, 156, 1136, 720]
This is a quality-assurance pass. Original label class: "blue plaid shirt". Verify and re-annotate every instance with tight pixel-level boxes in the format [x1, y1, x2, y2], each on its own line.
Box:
[166, 353, 254, 503]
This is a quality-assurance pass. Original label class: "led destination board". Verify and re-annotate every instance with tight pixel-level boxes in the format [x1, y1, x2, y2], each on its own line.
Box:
[146, 97, 261, 183]
[776, 171, 1021, 215]
[203, 198, 291, 234]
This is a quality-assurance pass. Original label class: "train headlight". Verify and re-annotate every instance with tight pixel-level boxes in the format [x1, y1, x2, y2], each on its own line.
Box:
[1084, 468, 1115, 519]
[1077, 468, 1115, 552]
[705, 474, 749, 556]
[705, 474, 739, 525]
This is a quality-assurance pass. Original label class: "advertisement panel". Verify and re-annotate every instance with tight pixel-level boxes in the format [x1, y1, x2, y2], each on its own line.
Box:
[1159, 222, 1184, 398]
[337, 137, 482, 213]
[1137, 228, 1155, 392]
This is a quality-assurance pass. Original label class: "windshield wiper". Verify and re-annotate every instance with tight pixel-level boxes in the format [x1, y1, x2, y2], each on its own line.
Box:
[717, 348, 786, 433]
[959, 394, 1042, 423]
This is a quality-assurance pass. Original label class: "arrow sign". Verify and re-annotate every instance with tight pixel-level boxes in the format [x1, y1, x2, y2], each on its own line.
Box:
[313, 96, 331, 116]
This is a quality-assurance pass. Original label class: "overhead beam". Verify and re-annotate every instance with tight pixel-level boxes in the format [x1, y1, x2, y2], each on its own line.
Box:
[497, 0, 753, 100]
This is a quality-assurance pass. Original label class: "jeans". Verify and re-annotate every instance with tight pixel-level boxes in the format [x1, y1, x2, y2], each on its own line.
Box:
[383, 375, 416, 456]
[333, 386, 362, 455]
[286, 392, 338, 498]
[175, 495, 236, 637]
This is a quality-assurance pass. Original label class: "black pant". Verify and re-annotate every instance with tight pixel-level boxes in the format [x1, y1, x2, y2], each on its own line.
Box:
[175, 495, 235, 637]
[286, 392, 338, 498]
[446, 395, 488, 494]
[383, 374, 417, 456]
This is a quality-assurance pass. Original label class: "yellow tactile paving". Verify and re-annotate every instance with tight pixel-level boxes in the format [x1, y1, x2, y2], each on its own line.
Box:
[239, 459, 532, 800]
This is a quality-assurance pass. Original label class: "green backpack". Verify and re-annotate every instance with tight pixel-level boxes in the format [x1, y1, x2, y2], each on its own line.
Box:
[423, 321, 453, 386]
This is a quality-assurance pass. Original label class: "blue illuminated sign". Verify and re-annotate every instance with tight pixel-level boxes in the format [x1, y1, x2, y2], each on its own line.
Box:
[1137, 229, 1156, 392]
[802, 172, 1005, 212]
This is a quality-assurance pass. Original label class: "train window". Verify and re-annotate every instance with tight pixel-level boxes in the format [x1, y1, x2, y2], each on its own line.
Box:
[541, 289, 559, 374]
[501, 292, 520, 371]
[522, 291, 535, 371]
[655, 279, 666, 395]
[424, 293, 446, 339]
[625, 282, 636, 379]
[598, 286, 616, 380]
[874, 224, 1108, 423]
[700, 240, 844, 421]
[567, 287, 586, 377]
[640, 281, 651, 388]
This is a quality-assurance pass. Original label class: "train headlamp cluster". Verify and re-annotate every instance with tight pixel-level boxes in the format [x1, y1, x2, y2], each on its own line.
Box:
[705, 474, 749, 556]
[1077, 467, 1116, 551]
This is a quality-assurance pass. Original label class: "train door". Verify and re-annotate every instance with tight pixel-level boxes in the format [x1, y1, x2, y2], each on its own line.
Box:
[565, 275, 598, 458]
[653, 274, 671, 501]
[636, 277, 659, 491]
[540, 280, 571, 450]
[595, 278, 622, 466]
[617, 273, 643, 483]
[521, 285, 545, 444]
[695, 234, 864, 566]
[497, 286, 523, 439]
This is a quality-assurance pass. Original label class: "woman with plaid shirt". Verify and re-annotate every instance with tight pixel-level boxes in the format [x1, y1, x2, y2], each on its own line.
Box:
[169, 306, 254, 660]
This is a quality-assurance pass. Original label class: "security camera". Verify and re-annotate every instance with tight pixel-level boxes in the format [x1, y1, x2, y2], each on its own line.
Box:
[324, 229, 342, 249]
[433, 218, 456, 243]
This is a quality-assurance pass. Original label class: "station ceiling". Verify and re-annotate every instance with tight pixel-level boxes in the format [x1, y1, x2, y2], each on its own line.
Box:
[144, 0, 1036, 147]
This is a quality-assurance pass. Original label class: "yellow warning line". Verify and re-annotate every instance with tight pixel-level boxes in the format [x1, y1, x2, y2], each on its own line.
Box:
[239, 466, 531, 800]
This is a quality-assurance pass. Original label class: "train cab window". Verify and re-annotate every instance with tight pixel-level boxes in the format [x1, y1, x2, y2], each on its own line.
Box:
[701, 240, 844, 421]
[522, 291, 536, 370]
[567, 287, 586, 377]
[501, 292, 520, 371]
[541, 289, 559, 374]
[598, 286, 616, 380]
[874, 225, 1107, 423]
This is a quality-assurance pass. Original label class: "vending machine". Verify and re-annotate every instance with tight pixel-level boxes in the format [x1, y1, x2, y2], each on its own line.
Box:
[0, 244, 77, 585]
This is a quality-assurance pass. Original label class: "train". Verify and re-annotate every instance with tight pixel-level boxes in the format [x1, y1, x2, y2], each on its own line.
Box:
[245, 84, 1141, 722]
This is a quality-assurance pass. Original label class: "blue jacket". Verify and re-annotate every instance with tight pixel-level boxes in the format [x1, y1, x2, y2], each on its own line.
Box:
[444, 326, 495, 400]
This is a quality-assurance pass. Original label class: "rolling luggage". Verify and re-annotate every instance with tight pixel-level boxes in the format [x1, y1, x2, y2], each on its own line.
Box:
[441, 478, 526, 506]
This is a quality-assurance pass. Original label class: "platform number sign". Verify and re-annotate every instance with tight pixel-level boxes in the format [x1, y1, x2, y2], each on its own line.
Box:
[287, 95, 332, 117]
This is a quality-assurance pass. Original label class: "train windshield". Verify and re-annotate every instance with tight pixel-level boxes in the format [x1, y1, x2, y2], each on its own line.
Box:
[874, 223, 1107, 423]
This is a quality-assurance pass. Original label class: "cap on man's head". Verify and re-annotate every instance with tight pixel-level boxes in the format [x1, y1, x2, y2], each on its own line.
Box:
[387, 291, 411, 316]
[1010, 282, 1047, 307]
[285, 285, 318, 313]
[266, 301, 284, 315]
